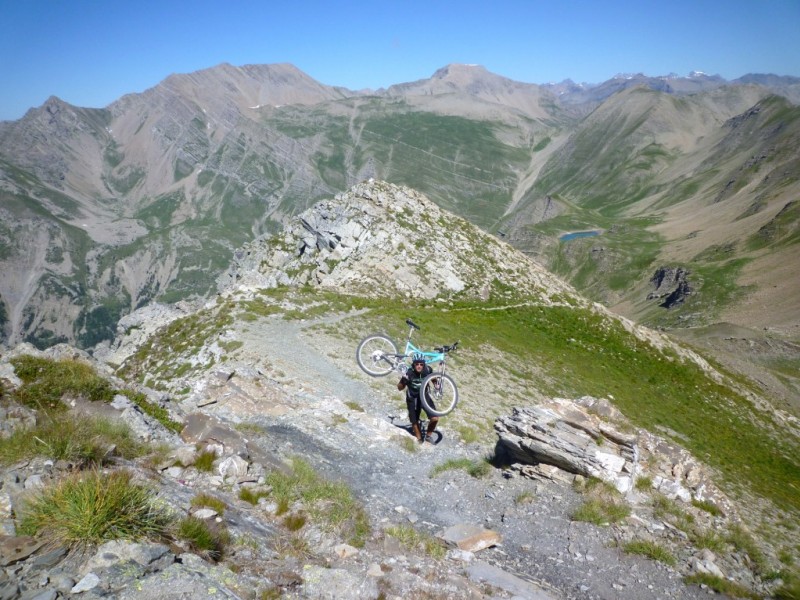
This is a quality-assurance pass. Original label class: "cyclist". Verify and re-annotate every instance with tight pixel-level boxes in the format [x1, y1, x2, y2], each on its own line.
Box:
[398, 354, 439, 444]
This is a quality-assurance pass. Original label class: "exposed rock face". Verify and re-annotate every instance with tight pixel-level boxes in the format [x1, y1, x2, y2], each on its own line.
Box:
[219, 180, 580, 304]
[648, 266, 693, 308]
[495, 396, 732, 510]
[495, 398, 638, 493]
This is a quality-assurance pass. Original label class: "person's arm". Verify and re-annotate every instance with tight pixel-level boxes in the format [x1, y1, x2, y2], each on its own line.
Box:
[397, 376, 408, 391]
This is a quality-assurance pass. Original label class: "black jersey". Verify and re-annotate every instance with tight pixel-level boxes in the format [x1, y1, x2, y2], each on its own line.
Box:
[401, 364, 433, 399]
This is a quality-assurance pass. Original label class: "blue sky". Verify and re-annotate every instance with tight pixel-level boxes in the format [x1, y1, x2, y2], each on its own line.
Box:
[2, 0, 799, 121]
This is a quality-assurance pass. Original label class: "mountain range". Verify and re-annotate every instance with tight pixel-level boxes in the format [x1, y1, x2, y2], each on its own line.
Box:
[0, 63, 798, 405]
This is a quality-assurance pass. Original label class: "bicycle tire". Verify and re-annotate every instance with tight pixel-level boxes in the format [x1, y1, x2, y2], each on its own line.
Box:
[420, 373, 459, 416]
[356, 334, 398, 377]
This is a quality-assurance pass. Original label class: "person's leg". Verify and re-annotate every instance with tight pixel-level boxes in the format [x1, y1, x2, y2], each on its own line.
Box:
[425, 415, 439, 443]
[407, 397, 422, 441]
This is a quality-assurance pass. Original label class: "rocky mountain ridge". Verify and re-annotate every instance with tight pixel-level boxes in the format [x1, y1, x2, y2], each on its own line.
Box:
[0, 62, 798, 411]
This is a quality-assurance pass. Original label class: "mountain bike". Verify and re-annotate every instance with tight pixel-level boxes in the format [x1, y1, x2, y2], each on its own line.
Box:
[356, 319, 459, 416]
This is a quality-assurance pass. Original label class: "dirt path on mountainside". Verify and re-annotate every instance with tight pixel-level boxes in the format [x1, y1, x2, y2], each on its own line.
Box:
[217, 313, 715, 600]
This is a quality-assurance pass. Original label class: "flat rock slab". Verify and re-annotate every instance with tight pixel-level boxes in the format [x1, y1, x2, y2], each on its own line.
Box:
[467, 560, 557, 599]
[0, 535, 44, 567]
[439, 524, 501, 552]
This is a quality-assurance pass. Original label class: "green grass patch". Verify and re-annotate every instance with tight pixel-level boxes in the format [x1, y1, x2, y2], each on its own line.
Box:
[691, 498, 723, 516]
[266, 457, 370, 547]
[11, 355, 116, 410]
[175, 516, 230, 561]
[622, 539, 676, 566]
[194, 449, 217, 472]
[0, 412, 146, 466]
[683, 573, 759, 599]
[572, 498, 631, 525]
[19, 470, 169, 545]
[385, 524, 446, 560]
[429, 457, 491, 479]
[345, 401, 365, 412]
[190, 493, 226, 515]
[239, 487, 270, 506]
[634, 475, 653, 492]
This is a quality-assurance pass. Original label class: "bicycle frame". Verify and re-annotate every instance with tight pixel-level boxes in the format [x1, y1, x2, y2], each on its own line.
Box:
[394, 319, 451, 376]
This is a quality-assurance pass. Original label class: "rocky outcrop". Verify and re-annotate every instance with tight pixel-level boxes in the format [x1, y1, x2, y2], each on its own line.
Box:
[219, 179, 581, 305]
[647, 266, 693, 308]
[495, 396, 732, 510]
[495, 398, 639, 493]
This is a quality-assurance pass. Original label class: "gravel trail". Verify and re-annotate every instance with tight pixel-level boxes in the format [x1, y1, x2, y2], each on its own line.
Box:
[218, 313, 716, 600]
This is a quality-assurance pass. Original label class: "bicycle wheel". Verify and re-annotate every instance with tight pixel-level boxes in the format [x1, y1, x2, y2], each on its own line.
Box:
[420, 373, 459, 416]
[356, 334, 398, 377]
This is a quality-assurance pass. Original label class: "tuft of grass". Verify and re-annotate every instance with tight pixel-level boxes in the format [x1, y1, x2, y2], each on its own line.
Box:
[429, 457, 491, 479]
[572, 498, 631, 525]
[190, 493, 226, 515]
[572, 477, 631, 525]
[283, 513, 307, 532]
[514, 491, 535, 505]
[691, 498, 722, 516]
[773, 572, 800, 600]
[683, 573, 759, 599]
[266, 458, 370, 547]
[652, 493, 694, 532]
[344, 401, 364, 412]
[622, 539, 676, 566]
[175, 516, 230, 561]
[398, 436, 419, 453]
[385, 524, 446, 560]
[194, 449, 217, 472]
[18, 469, 169, 544]
[239, 487, 270, 506]
[634, 475, 653, 492]
[0, 412, 146, 466]
[690, 529, 727, 553]
[234, 422, 267, 435]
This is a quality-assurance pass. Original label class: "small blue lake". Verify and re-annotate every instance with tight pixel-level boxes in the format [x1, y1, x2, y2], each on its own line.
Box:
[559, 230, 601, 242]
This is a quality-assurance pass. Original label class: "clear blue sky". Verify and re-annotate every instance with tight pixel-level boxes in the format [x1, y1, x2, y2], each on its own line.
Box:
[2, 0, 799, 121]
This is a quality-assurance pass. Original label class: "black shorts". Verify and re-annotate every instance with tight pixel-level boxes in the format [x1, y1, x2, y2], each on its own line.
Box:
[407, 394, 436, 422]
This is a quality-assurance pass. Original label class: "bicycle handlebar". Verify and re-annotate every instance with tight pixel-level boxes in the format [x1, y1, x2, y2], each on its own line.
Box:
[434, 341, 459, 353]
[406, 318, 420, 330]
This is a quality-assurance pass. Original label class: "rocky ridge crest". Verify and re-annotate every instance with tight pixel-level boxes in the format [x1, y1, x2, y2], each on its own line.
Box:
[219, 180, 579, 304]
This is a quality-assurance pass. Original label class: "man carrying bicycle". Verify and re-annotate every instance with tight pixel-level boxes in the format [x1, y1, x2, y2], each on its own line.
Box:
[398, 354, 439, 444]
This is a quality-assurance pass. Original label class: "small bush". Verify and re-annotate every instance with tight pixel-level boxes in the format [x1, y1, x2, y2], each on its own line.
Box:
[176, 516, 230, 561]
[622, 539, 676, 566]
[19, 470, 168, 544]
[194, 449, 217, 472]
[191, 493, 226, 515]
